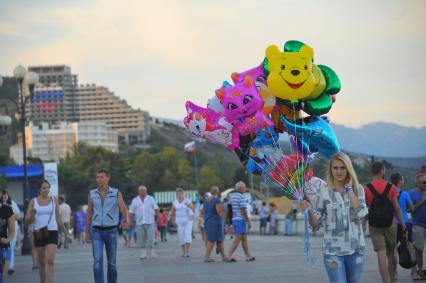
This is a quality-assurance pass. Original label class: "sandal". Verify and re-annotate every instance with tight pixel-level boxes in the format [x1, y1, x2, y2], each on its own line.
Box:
[204, 258, 215, 263]
[412, 272, 423, 281]
[245, 257, 256, 262]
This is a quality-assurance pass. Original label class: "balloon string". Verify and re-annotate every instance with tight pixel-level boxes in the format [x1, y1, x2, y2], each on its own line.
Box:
[241, 146, 298, 198]
[262, 127, 301, 195]
[290, 103, 315, 265]
[249, 128, 300, 196]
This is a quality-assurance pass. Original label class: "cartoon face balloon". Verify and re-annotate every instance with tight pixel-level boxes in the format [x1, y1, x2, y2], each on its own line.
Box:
[231, 64, 267, 86]
[265, 44, 318, 102]
[231, 65, 275, 115]
[184, 101, 240, 150]
[215, 76, 263, 121]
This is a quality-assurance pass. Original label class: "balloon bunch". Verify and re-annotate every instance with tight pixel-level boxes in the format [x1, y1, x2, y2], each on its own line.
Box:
[183, 40, 341, 200]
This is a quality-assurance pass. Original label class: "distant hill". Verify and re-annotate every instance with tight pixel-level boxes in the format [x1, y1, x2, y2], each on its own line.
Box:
[332, 122, 426, 158]
[156, 116, 426, 159]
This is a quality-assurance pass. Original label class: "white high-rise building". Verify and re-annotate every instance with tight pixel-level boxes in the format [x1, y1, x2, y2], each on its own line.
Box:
[10, 121, 119, 163]
[72, 121, 119, 153]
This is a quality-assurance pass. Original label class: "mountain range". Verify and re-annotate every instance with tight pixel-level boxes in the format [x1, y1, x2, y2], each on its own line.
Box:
[332, 122, 426, 159]
[157, 117, 426, 160]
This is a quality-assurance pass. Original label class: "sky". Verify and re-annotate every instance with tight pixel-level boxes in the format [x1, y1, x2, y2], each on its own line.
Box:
[1, 0, 425, 128]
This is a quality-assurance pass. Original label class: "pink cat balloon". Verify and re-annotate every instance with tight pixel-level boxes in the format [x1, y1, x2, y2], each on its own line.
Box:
[231, 65, 276, 115]
[215, 76, 272, 135]
[183, 101, 240, 150]
[231, 64, 267, 85]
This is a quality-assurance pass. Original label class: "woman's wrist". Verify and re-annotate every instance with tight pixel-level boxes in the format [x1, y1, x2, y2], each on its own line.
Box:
[344, 186, 353, 193]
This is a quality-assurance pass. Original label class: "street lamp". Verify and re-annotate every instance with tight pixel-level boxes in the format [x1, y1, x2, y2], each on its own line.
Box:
[0, 115, 12, 133]
[0, 65, 39, 255]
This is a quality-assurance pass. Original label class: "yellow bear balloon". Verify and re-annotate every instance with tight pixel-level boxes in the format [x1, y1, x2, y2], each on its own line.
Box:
[265, 44, 325, 102]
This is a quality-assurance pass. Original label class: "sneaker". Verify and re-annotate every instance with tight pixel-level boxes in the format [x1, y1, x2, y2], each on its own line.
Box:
[182, 253, 186, 258]
[185, 254, 190, 258]
[148, 249, 156, 258]
[139, 248, 147, 260]
[32, 265, 39, 270]
[8, 269, 14, 275]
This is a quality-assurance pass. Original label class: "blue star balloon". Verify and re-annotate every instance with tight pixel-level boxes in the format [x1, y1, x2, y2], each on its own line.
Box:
[281, 116, 340, 159]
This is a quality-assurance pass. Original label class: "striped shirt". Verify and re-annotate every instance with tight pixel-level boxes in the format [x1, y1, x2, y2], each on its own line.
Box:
[229, 192, 247, 220]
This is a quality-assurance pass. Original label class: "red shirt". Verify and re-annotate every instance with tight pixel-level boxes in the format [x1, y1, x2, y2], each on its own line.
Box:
[364, 180, 398, 207]
[159, 213, 168, 227]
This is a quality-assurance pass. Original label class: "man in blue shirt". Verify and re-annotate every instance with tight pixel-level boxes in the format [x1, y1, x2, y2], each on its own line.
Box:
[409, 173, 426, 280]
[390, 173, 414, 242]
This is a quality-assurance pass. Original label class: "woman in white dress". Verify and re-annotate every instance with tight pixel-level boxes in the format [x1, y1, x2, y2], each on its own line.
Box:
[171, 188, 195, 257]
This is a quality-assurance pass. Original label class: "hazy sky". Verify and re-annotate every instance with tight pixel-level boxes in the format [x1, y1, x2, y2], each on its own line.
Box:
[1, 0, 425, 128]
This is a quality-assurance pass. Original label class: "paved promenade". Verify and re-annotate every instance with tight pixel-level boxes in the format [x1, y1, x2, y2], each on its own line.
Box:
[12, 233, 414, 283]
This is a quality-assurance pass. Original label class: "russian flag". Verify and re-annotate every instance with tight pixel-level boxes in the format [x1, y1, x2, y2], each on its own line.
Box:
[184, 141, 196, 153]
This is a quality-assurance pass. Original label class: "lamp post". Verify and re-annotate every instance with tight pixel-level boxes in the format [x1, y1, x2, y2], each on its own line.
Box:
[0, 65, 39, 255]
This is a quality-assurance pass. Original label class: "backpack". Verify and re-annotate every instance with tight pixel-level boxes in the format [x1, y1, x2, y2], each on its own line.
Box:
[366, 183, 394, 228]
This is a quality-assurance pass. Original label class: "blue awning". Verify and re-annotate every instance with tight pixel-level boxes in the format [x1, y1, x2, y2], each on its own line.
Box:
[0, 165, 44, 178]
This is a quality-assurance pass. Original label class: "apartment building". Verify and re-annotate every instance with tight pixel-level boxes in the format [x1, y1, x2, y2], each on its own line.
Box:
[16, 121, 119, 163]
[27, 65, 150, 147]
[27, 65, 78, 122]
[77, 84, 150, 147]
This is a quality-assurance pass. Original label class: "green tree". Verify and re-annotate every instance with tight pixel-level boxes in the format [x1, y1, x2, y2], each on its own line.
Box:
[161, 169, 178, 190]
[199, 165, 221, 193]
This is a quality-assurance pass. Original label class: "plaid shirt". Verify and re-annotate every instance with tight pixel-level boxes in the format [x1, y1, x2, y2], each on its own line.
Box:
[313, 184, 368, 256]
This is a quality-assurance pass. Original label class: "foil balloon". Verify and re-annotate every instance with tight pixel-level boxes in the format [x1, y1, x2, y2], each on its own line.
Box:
[271, 100, 302, 133]
[184, 101, 240, 150]
[268, 154, 313, 200]
[215, 76, 272, 135]
[239, 110, 273, 136]
[246, 128, 281, 175]
[231, 64, 276, 115]
[265, 44, 318, 103]
[281, 116, 340, 159]
[304, 176, 327, 206]
[231, 64, 267, 85]
[207, 95, 224, 114]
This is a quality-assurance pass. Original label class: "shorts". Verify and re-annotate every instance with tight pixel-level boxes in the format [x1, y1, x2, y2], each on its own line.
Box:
[0, 247, 11, 261]
[34, 230, 59, 247]
[413, 225, 426, 251]
[397, 222, 413, 243]
[369, 224, 397, 252]
[232, 219, 247, 235]
[260, 218, 268, 228]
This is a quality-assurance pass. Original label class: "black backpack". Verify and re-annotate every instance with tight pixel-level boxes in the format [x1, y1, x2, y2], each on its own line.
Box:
[366, 183, 394, 228]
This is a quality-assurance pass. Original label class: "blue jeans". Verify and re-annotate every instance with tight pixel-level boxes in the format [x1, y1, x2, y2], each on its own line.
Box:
[323, 251, 364, 283]
[284, 218, 293, 235]
[91, 227, 118, 283]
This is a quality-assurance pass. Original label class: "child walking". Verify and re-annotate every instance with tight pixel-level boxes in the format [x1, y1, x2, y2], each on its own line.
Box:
[159, 208, 168, 242]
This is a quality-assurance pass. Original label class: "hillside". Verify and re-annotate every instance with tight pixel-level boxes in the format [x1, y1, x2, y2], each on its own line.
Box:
[156, 116, 426, 159]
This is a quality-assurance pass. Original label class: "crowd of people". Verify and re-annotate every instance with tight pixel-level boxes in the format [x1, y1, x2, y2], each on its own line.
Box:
[0, 159, 425, 283]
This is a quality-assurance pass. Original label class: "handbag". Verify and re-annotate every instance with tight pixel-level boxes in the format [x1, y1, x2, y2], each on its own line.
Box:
[398, 240, 417, 269]
[34, 197, 55, 242]
[186, 200, 194, 218]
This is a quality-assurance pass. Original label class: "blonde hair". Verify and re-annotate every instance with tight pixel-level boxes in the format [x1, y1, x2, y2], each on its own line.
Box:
[210, 186, 219, 195]
[327, 152, 360, 196]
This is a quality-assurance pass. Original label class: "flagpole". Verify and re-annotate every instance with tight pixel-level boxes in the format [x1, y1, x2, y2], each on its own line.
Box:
[193, 148, 200, 191]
